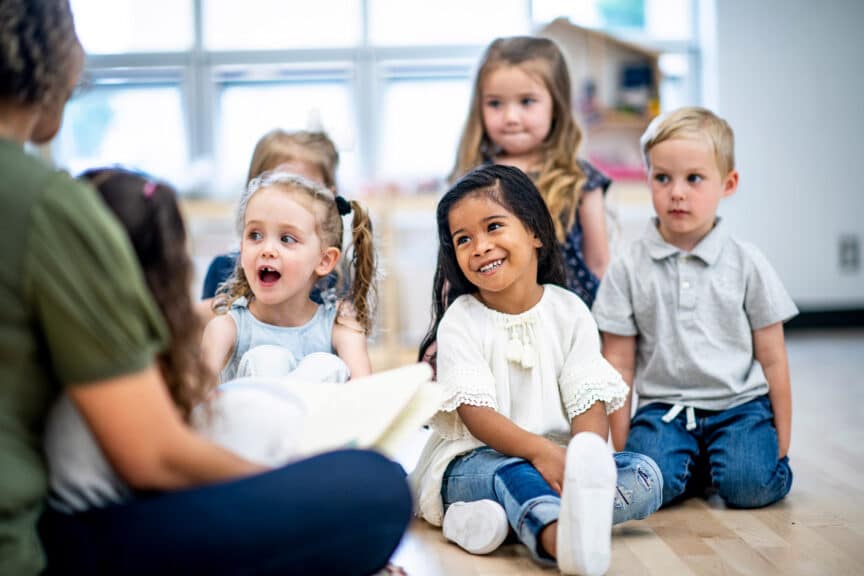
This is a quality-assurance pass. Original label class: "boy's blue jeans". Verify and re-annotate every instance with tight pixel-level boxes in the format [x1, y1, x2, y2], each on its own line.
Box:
[441, 446, 662, 563]
[625, 395, 792, 509]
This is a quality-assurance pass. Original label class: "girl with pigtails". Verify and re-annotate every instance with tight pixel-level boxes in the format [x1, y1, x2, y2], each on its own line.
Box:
[203, 171, 378, 383]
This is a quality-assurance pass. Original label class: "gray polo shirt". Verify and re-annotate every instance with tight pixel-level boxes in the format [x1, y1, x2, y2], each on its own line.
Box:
[593, 218, 798, 411]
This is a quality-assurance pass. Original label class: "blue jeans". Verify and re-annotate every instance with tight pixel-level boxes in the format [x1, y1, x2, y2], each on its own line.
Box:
[39, 449, 412, 575]
[625, 395, 792, 509]
[441, 446, 662, 564]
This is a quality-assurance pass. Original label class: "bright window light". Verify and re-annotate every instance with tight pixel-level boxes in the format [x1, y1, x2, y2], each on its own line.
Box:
[54, 84, 188, 186]
[205, 0, 361, 49]
[70, 0, 193, 53]
[216, 80, 356, 197]
[369, 0, 528, 46]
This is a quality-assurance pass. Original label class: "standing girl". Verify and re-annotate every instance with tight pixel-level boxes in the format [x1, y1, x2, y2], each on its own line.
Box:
[410, 165, 661, 575]
[202, 170, 377, 383]
[451, 36, 611, 305]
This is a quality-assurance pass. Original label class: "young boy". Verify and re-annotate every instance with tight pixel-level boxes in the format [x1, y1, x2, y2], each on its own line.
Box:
[593, 107, 797, 509]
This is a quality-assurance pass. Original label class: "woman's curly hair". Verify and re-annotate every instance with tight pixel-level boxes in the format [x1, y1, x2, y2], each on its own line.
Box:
[0, 0, 80, 105]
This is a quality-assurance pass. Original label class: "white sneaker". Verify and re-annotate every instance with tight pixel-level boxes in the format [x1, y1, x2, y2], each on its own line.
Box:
[557, 432, 617, 575]
[442, 499, 509, 555]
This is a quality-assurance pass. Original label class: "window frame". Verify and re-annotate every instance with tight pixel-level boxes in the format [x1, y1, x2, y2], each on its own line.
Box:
[57, 0, 702, 194]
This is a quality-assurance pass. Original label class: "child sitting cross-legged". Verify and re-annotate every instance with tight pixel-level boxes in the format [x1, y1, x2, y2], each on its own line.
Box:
[594, 106, 797, 509]
[411, 164, 662, 576]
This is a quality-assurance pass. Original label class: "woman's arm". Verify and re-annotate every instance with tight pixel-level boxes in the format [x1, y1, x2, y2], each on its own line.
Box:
[578, 188, 610, 279]
[753, 322, 792, 458]
[601, 332, 636, 450]
[458, 405, 566, 493]
[201, 314, 237, 378]
[69, 365, 265, 490]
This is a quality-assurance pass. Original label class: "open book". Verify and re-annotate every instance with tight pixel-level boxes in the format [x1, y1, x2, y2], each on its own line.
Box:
[196, 363, 441, 466]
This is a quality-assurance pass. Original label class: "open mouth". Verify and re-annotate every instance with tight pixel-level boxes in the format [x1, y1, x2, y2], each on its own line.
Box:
[258, 266, 281, 283]
[478, 259, 503, 273]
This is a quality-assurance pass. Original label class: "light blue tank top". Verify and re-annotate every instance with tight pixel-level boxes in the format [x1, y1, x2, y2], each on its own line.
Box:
[221, 299, 339, 382]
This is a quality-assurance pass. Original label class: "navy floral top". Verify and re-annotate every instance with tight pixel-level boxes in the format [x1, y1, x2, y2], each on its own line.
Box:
[562, 160, 611, 307]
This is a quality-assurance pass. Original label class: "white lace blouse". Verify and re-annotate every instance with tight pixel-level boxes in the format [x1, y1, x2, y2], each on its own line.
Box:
[409, 284, 628, 525]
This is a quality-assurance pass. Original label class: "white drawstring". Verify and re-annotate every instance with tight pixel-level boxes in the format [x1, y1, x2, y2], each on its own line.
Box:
[661, 404, 697, 430]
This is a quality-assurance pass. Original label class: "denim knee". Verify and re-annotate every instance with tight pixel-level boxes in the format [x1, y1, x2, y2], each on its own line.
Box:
[613, 452, 663, 523]
[713, 455, 793, 509]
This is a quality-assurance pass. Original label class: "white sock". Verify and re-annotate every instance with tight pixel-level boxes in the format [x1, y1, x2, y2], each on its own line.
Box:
[442, 499, 509, 555]
[556, 432, 617, 575]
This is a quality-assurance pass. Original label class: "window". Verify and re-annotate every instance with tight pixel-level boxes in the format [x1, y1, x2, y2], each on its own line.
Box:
[532, 0, 693, 41]
[204, 0, 361, 50]
[60, 0, 700, 195]
[214, 68, 356, 196]
[377, 64, 474, 183]
[369, 0, 527, 46]
[55, 80, 187, 183]
[71, 0, 193, 53]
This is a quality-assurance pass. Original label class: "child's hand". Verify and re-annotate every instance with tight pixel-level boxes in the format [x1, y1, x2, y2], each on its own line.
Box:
[530, 440, 567, 494]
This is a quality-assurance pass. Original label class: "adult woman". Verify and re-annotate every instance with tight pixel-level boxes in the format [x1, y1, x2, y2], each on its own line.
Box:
[0, 2, 410, 574]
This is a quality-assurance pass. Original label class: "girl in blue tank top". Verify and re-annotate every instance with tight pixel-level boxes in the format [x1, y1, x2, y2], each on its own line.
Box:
[202, 171, 378, 383]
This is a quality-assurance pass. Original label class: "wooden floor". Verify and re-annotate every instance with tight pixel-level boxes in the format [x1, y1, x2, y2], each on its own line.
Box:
[389, 329, 864, 575]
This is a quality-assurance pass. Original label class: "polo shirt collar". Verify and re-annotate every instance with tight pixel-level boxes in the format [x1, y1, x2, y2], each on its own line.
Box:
[645, 217, 729, 265]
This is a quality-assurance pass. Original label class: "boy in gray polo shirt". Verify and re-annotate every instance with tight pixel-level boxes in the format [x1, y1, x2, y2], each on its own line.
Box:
[593, 107, 797, 509]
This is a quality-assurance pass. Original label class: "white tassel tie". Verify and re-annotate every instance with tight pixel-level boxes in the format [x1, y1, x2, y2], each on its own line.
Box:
[504, 317, 536, 369]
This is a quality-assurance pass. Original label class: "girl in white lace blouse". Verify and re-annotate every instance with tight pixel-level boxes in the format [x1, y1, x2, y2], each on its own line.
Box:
[410, 165, 662, 575]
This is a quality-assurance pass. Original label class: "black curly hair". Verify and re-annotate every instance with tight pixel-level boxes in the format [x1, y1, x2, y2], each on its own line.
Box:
[0, 0, 80, 105]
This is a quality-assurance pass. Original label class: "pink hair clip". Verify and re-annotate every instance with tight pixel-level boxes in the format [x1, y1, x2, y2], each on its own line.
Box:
[142, 181, 157, 198]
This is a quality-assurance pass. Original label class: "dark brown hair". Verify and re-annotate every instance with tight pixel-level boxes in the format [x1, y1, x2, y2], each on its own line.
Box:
[80, 168, 211, 421]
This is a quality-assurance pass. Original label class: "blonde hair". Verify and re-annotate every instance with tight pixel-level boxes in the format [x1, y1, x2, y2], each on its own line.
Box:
[451, 36, 586, 242]
[215, 172, 377, 334]
[247, 129, 340, 189]
[640, 106, 736, 176]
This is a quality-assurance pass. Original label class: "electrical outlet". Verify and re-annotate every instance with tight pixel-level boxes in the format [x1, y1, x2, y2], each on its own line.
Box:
[838, 234, 860, 273]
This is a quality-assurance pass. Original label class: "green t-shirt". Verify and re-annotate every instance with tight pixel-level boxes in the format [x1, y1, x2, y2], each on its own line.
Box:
[0, 138, 169, 575]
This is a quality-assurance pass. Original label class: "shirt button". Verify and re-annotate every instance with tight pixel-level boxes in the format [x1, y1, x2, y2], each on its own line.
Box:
[682, 281, 691, 289]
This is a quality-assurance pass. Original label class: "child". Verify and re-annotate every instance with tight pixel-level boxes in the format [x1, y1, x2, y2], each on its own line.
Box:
[202, 170, 376, 383]
[593, 107, 797, 509]
[410, 165, 662, 575]
[200, 129, 340, 309]
[41, 168, 410, 574]
[451, 36, 611, 306]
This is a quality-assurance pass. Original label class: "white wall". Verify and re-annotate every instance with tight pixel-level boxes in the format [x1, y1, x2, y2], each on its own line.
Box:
[702, 0, 864, 309]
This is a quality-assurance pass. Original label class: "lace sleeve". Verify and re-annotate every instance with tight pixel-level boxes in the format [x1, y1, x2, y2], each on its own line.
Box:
[560, 356, 628, 419]
[430, 302, 498, 440]
[558, 301, 628, 419]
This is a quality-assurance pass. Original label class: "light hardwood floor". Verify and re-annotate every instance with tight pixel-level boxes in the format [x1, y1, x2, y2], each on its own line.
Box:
[389, 329, 864, 575]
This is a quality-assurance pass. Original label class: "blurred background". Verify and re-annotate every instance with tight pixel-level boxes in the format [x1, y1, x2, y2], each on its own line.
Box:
[47, 0, 864, 367]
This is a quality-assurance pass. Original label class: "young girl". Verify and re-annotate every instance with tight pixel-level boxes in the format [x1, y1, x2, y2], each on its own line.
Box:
[451, 36, 611, 306]
[41, 168, 410, 574]
[202, 170, 376, 383]
[199, 129, 341, 313]
[410, 165, 661, 575]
